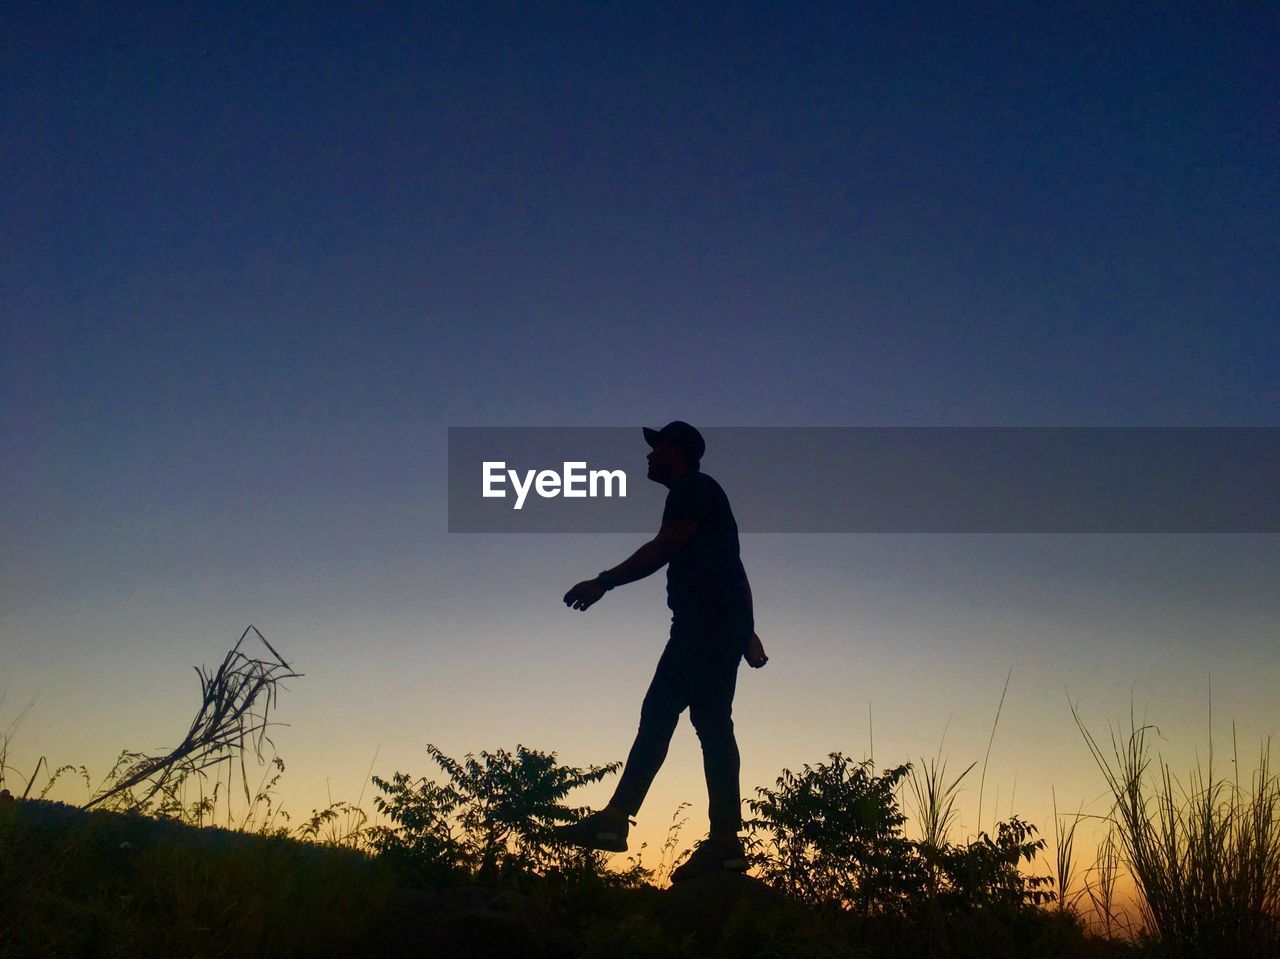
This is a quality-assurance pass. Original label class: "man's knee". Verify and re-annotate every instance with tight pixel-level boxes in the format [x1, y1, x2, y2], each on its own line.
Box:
[688, 702, 734, 741]
[639, 691, 682, 731]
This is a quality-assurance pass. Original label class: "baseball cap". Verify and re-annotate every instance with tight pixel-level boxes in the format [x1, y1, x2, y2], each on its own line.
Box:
[643, 420, 706, 463]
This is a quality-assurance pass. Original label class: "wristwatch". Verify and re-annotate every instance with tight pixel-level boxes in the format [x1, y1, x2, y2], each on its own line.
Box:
[596, 570, 620, 590]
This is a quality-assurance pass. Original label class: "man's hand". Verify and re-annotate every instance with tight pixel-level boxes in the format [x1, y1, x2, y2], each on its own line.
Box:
[745, 632, 768, 668]
[563, 579, 607, 611]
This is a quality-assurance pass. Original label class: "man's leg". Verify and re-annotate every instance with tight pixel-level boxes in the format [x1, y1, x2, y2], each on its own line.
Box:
[606, 640, 689, 819]
[687, 641, 743, 839]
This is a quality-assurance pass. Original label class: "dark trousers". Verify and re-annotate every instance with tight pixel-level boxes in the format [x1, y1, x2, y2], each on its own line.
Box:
[608, 619, 746, 836]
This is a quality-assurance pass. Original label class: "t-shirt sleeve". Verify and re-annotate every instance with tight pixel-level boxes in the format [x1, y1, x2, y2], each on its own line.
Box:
[662, 477, 707, 525]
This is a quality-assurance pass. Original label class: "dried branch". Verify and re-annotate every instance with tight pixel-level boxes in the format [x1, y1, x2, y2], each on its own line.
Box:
[83, 625, 302, 813]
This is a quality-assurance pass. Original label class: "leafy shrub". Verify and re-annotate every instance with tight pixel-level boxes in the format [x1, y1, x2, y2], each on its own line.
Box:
[938, 815, 1054, 911]
[744, 752, 1053, 918]
[744, 753, 923, 915]
[369, 742, 647, 888]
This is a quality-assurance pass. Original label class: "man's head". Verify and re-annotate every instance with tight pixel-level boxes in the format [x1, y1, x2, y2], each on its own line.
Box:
[644, 421, 705, 486]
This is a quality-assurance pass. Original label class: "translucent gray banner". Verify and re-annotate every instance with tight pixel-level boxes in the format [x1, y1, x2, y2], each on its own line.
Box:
[447, 427, 1278, 533]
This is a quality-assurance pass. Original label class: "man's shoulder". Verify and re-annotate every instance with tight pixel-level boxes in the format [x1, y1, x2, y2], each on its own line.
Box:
[686, 470, 722, 490]
[663, 471, 723, 520]
[668, 471, 726, 500]
[694, 471, 730, 501]
[685, 472, 737, 518]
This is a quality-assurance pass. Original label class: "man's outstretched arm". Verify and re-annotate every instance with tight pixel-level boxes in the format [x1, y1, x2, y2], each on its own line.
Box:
[563, 520, 696, 611]
[603, 519, 698, 586]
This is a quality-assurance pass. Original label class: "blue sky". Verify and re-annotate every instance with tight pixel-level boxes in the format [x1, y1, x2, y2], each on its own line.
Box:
[3, 3, 1276, 860]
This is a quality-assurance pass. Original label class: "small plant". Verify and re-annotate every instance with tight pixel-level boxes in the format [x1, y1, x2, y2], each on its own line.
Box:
[938, 814, 1054, 910]
[366, 766, 469, 886]
[296, 799, 370, 849]
[0, 694, 92, 803]
[625, 800, 692, 889]
[369, 742, 627, 886]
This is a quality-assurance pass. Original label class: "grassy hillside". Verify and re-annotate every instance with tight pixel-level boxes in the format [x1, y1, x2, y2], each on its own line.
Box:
[1, 794, 1137, 959]
[3, 630, 1274, 958]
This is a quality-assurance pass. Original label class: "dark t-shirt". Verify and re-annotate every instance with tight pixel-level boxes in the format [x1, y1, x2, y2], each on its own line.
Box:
[662, 470, 753, 635]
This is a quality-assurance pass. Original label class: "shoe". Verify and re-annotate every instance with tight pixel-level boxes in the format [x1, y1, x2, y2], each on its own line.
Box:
[550, 809, 634, 853]
[670, 834, 748, 883]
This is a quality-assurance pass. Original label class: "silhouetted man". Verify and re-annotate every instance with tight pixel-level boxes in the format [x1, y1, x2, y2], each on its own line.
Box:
[554, 421, 767, 882]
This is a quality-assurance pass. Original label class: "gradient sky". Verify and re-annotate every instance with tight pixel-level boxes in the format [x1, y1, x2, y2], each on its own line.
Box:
[3, 4, 1277, 876]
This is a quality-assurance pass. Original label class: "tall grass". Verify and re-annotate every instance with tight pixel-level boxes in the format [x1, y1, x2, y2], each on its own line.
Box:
[907, 748, 974, 899]
[1052, 787, 1084, 914]
[1083, 821, 1129, 939]
[976, 667, 1012, 836]
[1071, 701, 1280, 956]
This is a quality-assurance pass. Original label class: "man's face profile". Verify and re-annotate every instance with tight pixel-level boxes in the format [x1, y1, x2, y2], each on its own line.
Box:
[646, 440, 683, 485]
